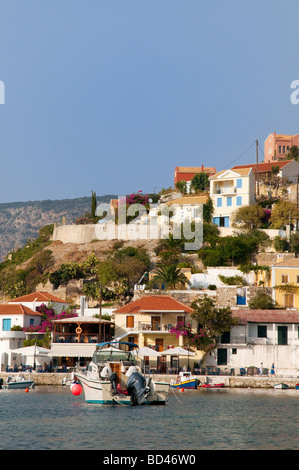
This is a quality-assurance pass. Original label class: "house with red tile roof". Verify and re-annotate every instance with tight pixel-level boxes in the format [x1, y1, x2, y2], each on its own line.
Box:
[206, 308, 299, 377]
[0, 303, 43, 371]
[113, 295, 200, 373]
[174, 165, 217, 185]
[9, 291, 70, 314]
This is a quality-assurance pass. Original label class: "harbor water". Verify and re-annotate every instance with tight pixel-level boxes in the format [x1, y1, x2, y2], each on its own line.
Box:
[0, 385, 298, 450]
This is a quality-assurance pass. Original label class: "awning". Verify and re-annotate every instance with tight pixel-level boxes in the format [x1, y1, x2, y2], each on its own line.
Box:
[48, 344, 96, 357]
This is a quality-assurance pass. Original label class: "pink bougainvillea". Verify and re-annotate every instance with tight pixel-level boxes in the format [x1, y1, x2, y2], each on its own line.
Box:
[23, 303, 78, 333]
[170, 321, 215, 352]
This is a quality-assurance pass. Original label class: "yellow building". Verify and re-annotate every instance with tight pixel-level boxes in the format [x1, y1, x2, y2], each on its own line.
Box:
[113, 295, 203, 373]
[271, 259, 299, 309]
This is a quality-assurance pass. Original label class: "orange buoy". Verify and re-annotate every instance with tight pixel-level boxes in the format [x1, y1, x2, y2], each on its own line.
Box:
[25, 387, 29, 393]
[180, 387, 185, 392]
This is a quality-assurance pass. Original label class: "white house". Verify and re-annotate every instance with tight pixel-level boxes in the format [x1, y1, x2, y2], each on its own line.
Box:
[8, 291, 70, 314]
[0, 304, 43, 371]
[209, 167, 255, 228]
[206, 309, 299, 377]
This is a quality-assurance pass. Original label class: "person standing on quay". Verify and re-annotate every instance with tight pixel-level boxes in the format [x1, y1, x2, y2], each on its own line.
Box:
[259, 363, 263, 375]
[270, 363, 275, 376]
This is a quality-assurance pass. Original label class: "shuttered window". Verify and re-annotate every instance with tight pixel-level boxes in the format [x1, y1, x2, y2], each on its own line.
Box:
[126, 316, 134, 328]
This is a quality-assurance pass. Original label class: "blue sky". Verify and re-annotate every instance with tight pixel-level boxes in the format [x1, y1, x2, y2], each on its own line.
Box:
[0, 0, 299, 203]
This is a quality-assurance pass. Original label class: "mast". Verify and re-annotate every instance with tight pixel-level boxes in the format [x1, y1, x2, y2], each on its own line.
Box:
[256, 139, 259, 196]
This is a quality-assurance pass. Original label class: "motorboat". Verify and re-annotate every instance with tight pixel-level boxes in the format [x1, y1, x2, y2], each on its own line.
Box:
[5, 374, 35, 390]
[274, 383, 289, 390]
[170, 371, 201, 389]
[70, 341, 169, 405]
[200, 383, 225, 389]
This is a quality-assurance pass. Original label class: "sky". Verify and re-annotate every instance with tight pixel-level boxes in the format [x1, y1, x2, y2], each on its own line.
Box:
[0, 0, 299, 203]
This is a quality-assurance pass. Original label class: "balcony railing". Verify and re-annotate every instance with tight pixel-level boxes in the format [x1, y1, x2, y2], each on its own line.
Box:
[53, 333, 110, 344]
[138, 322, 174, 332]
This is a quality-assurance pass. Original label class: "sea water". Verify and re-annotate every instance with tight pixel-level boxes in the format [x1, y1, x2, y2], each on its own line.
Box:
[0, 386, 298, 450]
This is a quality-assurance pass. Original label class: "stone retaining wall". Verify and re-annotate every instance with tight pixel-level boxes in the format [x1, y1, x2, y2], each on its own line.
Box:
[1, 372, 298, 388]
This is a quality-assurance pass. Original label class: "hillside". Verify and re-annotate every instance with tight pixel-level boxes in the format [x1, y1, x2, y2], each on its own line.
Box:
[0, 195, 116, 260]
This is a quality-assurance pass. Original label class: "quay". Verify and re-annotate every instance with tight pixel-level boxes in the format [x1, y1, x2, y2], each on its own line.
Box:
[0, 372, 298, 389]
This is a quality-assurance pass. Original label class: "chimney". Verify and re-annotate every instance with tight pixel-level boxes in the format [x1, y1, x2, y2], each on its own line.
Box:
[80, 296, 86, 316]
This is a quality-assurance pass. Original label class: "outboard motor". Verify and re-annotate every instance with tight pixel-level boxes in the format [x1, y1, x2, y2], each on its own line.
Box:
[0, 378, 3, 389]
[126, 372, 149, 405]
[110, 372, 118, 391]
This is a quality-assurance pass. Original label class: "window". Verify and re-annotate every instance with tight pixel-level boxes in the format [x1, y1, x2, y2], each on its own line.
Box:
[236, 179, 242, 188]
[2, 319, 11, 331]
[126, 316, 134, 328]
[227, 197, 232, 207]
[296, 275, 299, 284]
[281, 274, 289, 283]
[236, 196, 242, 206]
[279, 145, 282, 153]
[284, 293, 294, 308]
[232, 348, 237, 355]
[258, 325, 267, 338]
[221, 331, 230, 343]
[217, 198, 222, 207]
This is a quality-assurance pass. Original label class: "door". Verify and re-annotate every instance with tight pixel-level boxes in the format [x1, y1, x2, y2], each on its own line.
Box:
[278, 326, 288, 345]
[151, 317, 161, 331]
[217, 348, 227, 365]
[157, 355, 167, 373]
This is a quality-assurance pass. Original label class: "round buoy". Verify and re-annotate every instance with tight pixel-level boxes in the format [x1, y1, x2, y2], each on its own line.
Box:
[25, 387, 29, 393]
[71, 382, 82, 396]
[180, 387, 185, 392]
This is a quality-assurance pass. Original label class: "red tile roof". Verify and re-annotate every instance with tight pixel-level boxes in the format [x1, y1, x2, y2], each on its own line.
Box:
[232, 309, 299, 324]
[114, 295, 193, 314]
[0, 304, 43, 316]
[232, 161, 291, 174]
[9, 291, 68, 304]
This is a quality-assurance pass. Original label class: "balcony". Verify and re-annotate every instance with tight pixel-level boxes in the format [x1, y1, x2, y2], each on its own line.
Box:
[214, 187, 237, 195]
[138, 322, 174, 332]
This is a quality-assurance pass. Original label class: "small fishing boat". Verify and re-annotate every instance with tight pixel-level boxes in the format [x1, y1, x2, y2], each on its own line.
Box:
[200, 383, 225, 389]
[295, 383, 299, 390]
[170, 371, 201, 389]
[274, 383, 289, 390]
[70, 341, 169, 405]
[6, 374, 35, 390]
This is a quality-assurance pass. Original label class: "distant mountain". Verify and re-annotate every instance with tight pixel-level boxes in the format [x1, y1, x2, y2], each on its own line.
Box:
[0, 195, 117, 260]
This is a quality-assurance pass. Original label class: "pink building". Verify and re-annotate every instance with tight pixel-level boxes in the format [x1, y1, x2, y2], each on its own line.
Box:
[264, 131, 299, 162]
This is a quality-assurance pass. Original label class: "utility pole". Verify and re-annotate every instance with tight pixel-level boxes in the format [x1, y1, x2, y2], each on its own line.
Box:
[256, 139, 259, 196]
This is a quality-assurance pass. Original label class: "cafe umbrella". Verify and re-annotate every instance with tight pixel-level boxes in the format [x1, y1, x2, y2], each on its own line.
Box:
[161, 346, 195, 372]
[132, 346, 161, 372]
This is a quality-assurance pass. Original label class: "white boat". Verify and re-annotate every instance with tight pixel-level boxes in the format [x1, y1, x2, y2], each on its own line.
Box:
[5, 374, 35, 390]
[70, 341, 169, 405]
[274, 383, 289, 390]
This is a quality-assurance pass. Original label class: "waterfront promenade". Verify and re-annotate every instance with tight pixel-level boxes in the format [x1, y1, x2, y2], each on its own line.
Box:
[1, 371, 298, 388]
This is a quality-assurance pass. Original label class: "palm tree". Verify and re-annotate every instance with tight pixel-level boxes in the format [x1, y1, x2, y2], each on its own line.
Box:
[153, 264, 190, 290]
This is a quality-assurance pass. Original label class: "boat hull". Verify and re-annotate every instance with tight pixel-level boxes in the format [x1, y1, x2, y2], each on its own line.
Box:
[74, 371, 168, 405]
[7, 380, 35, 390]
[274, 383, 289, 389]
[171, 379, 199, 389]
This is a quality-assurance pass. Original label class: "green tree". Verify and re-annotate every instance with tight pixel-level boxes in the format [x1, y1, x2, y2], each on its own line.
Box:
[91, 191, 97, 218]
[270, 200, 298, 228]
[191, 173, 209, 193]
[231, 204, 265, 229]
[248, 289, 277, 309]
[171, 295, 238, 353]
[152, 264, 190, 289]
[175, 180, 187, 195]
